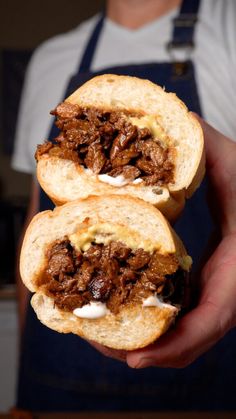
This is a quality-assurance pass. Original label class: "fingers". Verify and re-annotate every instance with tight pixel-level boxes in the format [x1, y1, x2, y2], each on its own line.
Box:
[192, 113, 236, 236]
[127, 233, 236, 369]
[87, 339, 127, 363]
[191, 113, 235, 169]
[126, 300, 231, 369]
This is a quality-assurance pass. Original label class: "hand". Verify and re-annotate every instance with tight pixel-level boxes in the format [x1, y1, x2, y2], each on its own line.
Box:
[90, 118, 236, 368]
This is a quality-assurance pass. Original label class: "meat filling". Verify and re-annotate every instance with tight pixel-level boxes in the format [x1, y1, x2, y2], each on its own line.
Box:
[40, 238, 189, 314]
[35, 102, 174, 186]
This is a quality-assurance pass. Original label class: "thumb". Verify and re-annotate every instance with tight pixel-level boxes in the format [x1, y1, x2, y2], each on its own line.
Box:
[126, 300, 231, 369]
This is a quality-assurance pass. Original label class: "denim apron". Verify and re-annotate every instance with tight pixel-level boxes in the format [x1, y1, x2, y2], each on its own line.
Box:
[18, 0, 236, 411]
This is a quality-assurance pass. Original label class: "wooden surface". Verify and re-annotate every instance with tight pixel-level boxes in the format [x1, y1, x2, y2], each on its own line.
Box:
[2, 411, 236, 419]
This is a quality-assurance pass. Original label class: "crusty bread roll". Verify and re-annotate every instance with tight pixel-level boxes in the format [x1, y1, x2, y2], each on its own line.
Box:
[20, 195, 191, 350]
[36, 74, 205, 221]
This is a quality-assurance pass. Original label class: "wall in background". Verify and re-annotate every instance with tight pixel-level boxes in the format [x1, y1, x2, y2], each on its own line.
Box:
[0, 300, 18, 412]
[0, 0, 105, 199]
[0, 0, 105, 49]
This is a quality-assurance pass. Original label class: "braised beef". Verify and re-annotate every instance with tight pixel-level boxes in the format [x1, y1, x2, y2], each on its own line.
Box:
[55, 294, 85, 311]
[84, 143, 106, 173]
[119, 267, 137, 284]
[35, 141, 53, 159]
[74, 261, 94, 291]
[53, 102, 82, 119]
[109, 241, 131, 260]
[108, 165, 141, 181]
[42, 238, 188, 314]
[46, 239, 74, 279]
[110, 143, 140, 168]
[110, 125, 138, 160]
[148, 252, 179, 277]
[127, 248, 151, 269]
[35, 103, 174, 186]
[83, 244, 102, 266]
[138, 139, 167, 166]
[89, 273, 112, 300]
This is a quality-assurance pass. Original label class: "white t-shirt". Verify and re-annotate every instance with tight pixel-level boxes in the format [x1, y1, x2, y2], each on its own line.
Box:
[12, 0, 236, 174]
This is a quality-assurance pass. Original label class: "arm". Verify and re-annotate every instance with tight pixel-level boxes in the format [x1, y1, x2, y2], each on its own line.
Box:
[16, 179, 39, 335]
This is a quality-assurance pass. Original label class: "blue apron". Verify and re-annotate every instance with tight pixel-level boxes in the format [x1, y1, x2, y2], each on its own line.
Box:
[18, 0, 236, 411]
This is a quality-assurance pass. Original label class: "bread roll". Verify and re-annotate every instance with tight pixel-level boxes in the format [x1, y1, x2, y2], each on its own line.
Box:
[20, 195, 192, 350]
[36, 74, 205, 221]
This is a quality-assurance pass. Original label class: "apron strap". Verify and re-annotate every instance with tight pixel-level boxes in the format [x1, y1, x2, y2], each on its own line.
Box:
[78, 1, 201, 73]
[78, 13, 105, 73]
[168, 0, 201, 50]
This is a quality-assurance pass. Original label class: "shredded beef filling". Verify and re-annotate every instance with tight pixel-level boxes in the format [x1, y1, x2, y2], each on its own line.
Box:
[35, 102, 174, 186]
[40, 238, 189, 314]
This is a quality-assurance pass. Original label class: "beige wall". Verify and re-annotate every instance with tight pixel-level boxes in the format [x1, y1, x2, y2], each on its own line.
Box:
[0, 0, 105, 199]
[0, 0, 105, 48]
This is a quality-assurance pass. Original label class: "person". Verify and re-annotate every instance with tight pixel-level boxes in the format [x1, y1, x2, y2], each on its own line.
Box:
[12, 0, 236, 411]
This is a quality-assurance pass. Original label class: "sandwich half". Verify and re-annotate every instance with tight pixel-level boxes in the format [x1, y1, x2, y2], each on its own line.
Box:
[20, 195, 192, 350]
[36, 74, 205, 221]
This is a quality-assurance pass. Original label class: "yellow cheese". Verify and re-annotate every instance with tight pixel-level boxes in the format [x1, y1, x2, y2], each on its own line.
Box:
[69, 222, 158, 253]
[179, 255, 192, 271]
[129, 115, 169, 145]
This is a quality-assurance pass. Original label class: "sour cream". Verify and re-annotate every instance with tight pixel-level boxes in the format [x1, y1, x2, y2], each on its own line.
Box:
[132, 178, 143, 185]
[98, 174, 143, 187]
[142, 295, 173, 309]
[73, 302, 110, 319]
[98, 174, 129, 187]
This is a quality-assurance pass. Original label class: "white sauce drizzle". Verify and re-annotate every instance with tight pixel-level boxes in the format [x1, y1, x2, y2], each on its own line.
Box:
[142, 295, 174, 309]
[98, 174, 129, 186]
[98, 174, 143, 187]
[73, 302, 110, 319]
[132, 178, 143, 185]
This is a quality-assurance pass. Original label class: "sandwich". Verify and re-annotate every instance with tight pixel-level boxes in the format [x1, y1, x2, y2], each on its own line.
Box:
[35, 74, 205, 221]
[20, 195, 192, 350]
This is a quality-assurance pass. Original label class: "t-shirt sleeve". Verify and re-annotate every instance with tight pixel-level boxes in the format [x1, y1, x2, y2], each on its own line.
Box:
[11, 54, 39, 174]
[221, 0, 236, 139]
[225, 0, 236, 66]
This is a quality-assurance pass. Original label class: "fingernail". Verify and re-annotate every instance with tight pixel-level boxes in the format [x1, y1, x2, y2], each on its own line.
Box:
[132, 357, 155, 369]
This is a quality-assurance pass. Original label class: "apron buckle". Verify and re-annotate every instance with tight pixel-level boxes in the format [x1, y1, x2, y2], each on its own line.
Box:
[173, 14, 198, 28]
[167, 41, 194, 65]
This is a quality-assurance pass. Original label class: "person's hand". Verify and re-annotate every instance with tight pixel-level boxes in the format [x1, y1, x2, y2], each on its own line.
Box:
[90, 118, 236, 368]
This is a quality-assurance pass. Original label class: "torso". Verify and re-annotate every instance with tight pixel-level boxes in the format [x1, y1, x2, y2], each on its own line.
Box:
[12, 0, 236, 173]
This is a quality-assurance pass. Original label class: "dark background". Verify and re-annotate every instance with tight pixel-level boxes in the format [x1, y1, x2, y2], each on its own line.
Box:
[0, 0, 105, 286]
